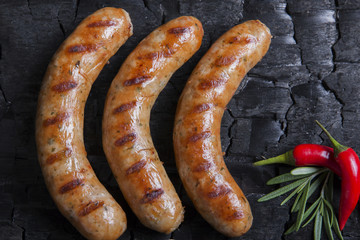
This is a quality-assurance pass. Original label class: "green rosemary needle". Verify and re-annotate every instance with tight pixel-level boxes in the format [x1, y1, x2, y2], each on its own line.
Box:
[258, 167, 343, 240]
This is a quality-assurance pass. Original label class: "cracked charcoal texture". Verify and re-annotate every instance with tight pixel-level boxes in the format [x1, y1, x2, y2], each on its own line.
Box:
[0, 0, 360, 239]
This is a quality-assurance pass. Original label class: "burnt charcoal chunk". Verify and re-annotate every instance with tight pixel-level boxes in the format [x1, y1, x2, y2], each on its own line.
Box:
[249, 65, 310, 87]
[260, 42, 302, 67]
[0, 89, 10, 121]
[324, 63, 360, 153]
[290, 10, 337, 77]
[0, 222, 23, 240]
[229, 118, 283, 156]
[228, 78, 292, 119]
[287, 0, 335, 13]
[243, 12, 293, 38]
[179, 0, 244, 33]
[279, 82, 342, 149]
[338, 0, 360, 9]
[243, 193, 290, 240]
[334, 10, 360, 62]
[220, 126, 231, 153]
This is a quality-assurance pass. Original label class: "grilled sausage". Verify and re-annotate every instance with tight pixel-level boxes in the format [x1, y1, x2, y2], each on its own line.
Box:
[173, 20, 271, 237]
[102, 16, 203, 233]
[36, 8, 132, 240]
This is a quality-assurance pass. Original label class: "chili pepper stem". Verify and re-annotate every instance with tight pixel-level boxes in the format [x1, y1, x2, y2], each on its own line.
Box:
[254, 150, 295, 166]
[315, 120, 348, 156]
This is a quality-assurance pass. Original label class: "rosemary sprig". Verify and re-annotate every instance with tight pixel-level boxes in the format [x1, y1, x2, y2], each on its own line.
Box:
[258, 167, 343, 240]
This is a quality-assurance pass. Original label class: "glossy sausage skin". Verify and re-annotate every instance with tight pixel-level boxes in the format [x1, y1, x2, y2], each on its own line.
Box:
[36, 8, 132, 240]
[173, 20, 271, 237]
[102, 16, 203, 233]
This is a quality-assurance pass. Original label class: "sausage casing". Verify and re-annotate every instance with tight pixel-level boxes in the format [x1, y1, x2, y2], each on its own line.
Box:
[102, 16, 203, 233]
[36, 8, 132, 240]
[173, 20, 271, 237]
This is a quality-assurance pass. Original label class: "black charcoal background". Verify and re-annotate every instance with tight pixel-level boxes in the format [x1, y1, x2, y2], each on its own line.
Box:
[0, 0, 359, 239]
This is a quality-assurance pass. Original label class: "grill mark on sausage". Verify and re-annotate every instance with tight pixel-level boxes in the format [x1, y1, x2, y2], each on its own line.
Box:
[51, 81, 78, 92]
[198, 78, 226, 90]
[137, 48, 176, 60]
[192, 103, 212, 113]
[141, 189, 164, 204]
[163, 46, 177, 57]
[46, 148, 72, 165]
[113, 101, 137, 114]
[137, 52, 160, 60]
[215, 56, 236, 66]
[126, 160, 147, 175]
[193, 162, 212, 172]
[59, 178, 84, 194]
[67, 44, 98, 53]
[123, 76, 151, 86]
[207, 185, 231, 198]
[78, 201, 105, 217]
[226, 210, 244, 220]
[87, 20, 117, 27]
[228, 36, 256, 44]
[43, 112, 70, 127]
[115, 133, 137, 146]
[168, 27, 190, 35]
[189, 131, 211, 142]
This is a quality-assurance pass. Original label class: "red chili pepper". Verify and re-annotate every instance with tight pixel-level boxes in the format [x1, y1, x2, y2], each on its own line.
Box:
[316, 120, 360, 230]
[254, 144, 341, 176]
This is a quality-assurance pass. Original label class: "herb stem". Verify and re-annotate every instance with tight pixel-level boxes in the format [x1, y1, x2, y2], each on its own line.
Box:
[258, 167, 342, 240]
[321, 171, 331, 198]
